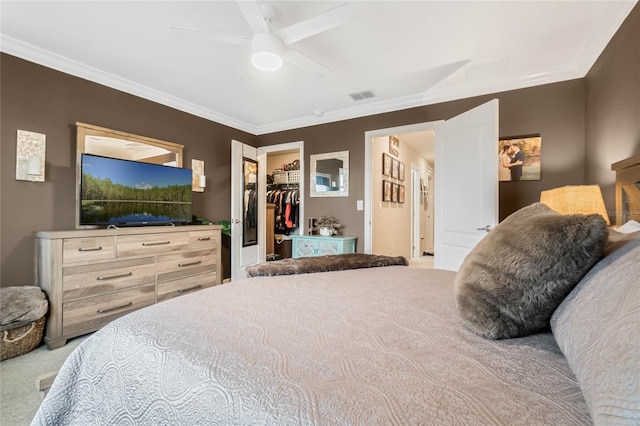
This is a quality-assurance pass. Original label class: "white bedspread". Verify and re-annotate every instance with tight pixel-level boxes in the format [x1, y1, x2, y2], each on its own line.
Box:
[32, 266, 590, 425]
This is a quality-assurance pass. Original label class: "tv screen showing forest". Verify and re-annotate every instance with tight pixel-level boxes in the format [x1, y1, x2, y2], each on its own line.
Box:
[80, 154, 192, 226]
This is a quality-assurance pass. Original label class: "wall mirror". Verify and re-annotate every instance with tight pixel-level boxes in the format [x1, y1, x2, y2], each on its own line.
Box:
[243, 157, 258, 247]
[75, 122, 185, 228]
[310, 150, 349, 197]
[76, 122, 184, 167]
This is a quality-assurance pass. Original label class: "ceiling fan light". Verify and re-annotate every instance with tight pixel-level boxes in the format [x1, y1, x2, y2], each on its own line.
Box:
[251, 33, 284, 72]
[251, 51, 283, 72]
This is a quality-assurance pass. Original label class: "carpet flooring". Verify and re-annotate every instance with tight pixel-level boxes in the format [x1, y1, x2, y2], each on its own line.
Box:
[0, 335, 88, 426]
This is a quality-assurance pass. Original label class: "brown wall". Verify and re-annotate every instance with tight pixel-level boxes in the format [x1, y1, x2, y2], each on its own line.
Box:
[585, 3, 640, 222]
[0, 53, 256, 286]
[258, 80, 587, 248]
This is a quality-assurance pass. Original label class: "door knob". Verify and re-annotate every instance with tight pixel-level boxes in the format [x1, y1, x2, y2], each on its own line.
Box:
[476, 225, 492, 232]
[232, 219, 241, 224]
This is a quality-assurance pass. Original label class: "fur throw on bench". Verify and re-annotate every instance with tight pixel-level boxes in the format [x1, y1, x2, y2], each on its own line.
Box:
[246, 253, 408, 277]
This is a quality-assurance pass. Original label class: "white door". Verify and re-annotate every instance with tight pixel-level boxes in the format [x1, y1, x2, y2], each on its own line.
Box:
[411, 167, 421, 258]
[434, 99, 499, 271]
[231, 140, 263, 281]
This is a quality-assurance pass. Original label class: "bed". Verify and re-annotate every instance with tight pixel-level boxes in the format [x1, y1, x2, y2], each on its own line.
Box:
[32, 161, 640, 425]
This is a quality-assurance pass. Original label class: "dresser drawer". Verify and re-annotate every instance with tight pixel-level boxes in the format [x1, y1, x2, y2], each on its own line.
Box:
[157, 249, 217, 283]
[62, 257, 156, 301]
[291, 235, 357, 258]
[294, 238, 319, 257]
[189, 229, 218, 250]
[62, 284, 155, 336]
[317, 240, 342, 255]
[63, 236, 115, 264]
[157, 273, 217, 302]
[117, 232, 189, 257]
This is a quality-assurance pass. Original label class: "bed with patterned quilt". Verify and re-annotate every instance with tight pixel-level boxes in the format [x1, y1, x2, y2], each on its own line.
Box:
[32, 203, 639, 425]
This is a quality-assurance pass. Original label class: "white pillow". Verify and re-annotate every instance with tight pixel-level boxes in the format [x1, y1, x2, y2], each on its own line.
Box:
[616, 219, 640, 233]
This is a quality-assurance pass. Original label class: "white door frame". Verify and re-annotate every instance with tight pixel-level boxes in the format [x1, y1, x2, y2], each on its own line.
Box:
[364, 121, 443, 254]
[257, 141, 305, 259]
[411, 166, 421, 259]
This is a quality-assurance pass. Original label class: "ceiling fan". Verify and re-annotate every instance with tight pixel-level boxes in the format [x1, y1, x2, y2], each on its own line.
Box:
[171, 1, 353, 76]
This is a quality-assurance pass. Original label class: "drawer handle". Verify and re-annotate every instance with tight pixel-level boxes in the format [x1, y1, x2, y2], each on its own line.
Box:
[197, 237, 211, 241]
[177, 284, 202, 294]
[78, 246, 103, 252]
[142, 241, 171, 246]
[96, 272, 133, 281]
[178, 260, 202, 267]
[97, 302, 132, 314]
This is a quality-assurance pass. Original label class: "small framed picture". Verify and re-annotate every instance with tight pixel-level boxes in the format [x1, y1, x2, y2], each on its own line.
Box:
[382, 153, 392, 177]
[382, 180, 392, 201]
[392, 182, 399, 202]
[398, 162, 405, 181]
[389, 135, 399, 157]
[391, 159, 399, 179]
[398, 185, 405, 203]
[498, 134, 542, 181]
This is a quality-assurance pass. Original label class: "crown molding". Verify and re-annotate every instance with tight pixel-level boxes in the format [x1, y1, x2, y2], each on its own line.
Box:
[253, 65, 584, 135]
[0, 35, 258, 135]
[574, 1, 637, 75]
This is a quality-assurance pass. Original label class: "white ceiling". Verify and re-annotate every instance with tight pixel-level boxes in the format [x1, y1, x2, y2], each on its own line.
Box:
[1, 1, 636, 135]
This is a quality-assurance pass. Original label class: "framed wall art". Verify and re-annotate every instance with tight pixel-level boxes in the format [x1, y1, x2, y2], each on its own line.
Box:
[392, 182, 399, 202]
[382, 180, 392, 201]
[398, 185, 405, 203]
[391, 158, 399, 179]
[382, 153, 392, 177]
[389, 135, 399, 156]
[498, 134, 542, 181]
[399, 162, 405, 181]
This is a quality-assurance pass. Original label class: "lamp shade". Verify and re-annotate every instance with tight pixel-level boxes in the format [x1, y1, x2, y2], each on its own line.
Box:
[540, 185, 610, 225]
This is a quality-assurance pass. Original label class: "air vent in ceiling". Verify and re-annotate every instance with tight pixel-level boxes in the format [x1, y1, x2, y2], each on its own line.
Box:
[349, 90, 376, 101]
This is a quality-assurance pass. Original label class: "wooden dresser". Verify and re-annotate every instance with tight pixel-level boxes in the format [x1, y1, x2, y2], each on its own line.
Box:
[35, 225, 222, 349]
[290, 235, 357, 258]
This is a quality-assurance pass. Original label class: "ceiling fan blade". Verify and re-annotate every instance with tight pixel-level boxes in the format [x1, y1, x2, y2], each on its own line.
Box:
[237, 1, 270, 34]
[170, 26, 249, 46]
[276, 3, 353, 45]
[284, 49, 331, 77]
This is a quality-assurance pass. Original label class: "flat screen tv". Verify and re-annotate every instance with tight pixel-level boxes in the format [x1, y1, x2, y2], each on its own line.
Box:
[80, 153, 192, 226]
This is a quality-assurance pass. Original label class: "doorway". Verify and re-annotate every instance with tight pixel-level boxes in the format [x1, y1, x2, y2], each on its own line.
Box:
[231, 141, 304, 281]
[259, 142, 304, 262]
[364, 122, 440, 259]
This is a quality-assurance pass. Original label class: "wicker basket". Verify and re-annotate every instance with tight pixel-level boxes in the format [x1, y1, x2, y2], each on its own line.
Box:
[287, 170, 300, 183]
[273, 170, 288, 184]
[1, 316, 46, 361]
[273, 170, 300, 184]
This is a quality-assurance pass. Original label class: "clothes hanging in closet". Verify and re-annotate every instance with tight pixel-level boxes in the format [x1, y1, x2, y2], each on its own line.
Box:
[266, 188, 300, 234]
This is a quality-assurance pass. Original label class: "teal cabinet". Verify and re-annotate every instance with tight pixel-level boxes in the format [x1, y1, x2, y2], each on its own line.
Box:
[291, 235, 356, 258]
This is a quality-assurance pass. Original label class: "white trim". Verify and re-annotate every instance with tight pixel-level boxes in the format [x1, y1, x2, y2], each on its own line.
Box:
[1, 36, 256, 134]
[363, 121, 443, 254]
[573, 1, 637, 74]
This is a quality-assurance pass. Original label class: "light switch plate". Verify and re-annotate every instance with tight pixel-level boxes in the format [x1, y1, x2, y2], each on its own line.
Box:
[357, 200, 364, 211]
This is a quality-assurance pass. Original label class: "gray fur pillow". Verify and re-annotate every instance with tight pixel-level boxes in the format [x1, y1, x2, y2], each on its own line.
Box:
[454, 203, 608, 339]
